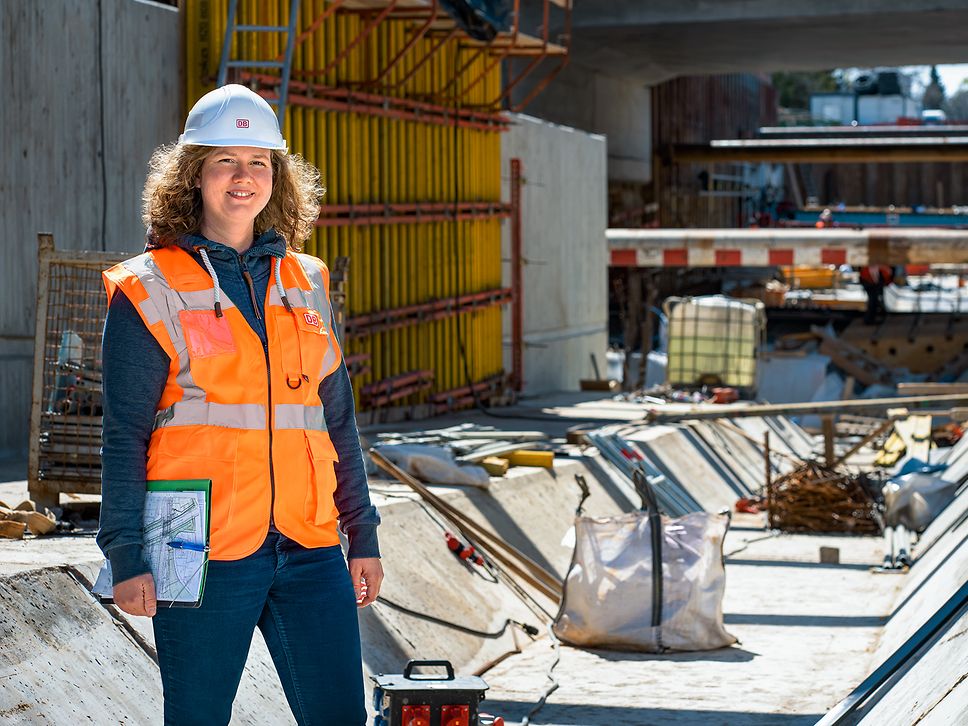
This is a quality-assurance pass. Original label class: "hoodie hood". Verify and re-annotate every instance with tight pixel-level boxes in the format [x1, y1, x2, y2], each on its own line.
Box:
[145, 228, 287, 262]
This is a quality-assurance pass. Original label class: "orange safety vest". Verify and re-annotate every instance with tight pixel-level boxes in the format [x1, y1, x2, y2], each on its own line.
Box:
[103, 246, 344, 560]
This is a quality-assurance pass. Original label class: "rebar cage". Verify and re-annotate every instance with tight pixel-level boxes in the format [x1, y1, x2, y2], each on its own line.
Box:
[28, 236, 124, 510]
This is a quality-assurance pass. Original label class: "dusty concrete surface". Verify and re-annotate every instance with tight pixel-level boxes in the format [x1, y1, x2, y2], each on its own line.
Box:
[481, 527, 900, 726]
[2, 392, 964, 725]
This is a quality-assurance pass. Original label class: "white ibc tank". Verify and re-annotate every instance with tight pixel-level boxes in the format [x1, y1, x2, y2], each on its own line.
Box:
[664, 296, 765, 388]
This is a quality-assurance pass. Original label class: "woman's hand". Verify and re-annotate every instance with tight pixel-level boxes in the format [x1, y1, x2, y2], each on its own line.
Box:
[113, 573, 158, 617]
[348, 557, 383, 608]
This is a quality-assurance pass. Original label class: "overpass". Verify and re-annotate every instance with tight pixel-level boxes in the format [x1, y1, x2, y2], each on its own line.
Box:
[516, 1, 968, 186]
[553, 1, 968, 83]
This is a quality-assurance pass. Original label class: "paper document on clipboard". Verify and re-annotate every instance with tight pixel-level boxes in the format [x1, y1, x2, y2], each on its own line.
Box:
[93, 480, 211, 607]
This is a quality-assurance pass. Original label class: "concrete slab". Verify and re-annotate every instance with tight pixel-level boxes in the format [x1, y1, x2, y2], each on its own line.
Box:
[856, 608, 968, 726]
[686, 421, 770, 493]
[1, 392, 960, 724]
[735, 416, 818, 462]
[482, 529, 900, 725]
[626, 425, 753, 510]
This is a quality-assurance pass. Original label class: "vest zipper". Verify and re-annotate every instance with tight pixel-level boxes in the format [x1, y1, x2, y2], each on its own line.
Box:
[240, 257, 274, 525]
[265, 338, 276, 527]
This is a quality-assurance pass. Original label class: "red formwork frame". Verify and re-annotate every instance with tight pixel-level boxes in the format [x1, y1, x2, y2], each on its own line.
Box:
[510, 157, 523, 392]
[252, 0, 570, 112]
[316, 201, 512, 227]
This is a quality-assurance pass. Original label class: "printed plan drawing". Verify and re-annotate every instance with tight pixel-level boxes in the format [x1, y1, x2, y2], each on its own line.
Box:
[143, 491, 207, 602]
[92, 490, 207, 604]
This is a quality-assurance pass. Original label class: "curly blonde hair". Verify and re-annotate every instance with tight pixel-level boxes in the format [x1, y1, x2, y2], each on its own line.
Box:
[142, 144, 324, 249]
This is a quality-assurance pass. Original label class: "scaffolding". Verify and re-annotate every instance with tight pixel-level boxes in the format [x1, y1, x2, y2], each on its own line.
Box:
[186, 1, 570, 414]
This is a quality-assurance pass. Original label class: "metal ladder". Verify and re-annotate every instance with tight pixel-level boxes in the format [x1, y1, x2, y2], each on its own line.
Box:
[217, 0, 301, 123]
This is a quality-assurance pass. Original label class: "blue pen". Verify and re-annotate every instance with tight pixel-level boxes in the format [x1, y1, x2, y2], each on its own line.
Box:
[167, 539, 207, 552]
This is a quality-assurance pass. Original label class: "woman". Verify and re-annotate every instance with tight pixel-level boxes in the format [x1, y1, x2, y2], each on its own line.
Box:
[97, 84, 382, 725]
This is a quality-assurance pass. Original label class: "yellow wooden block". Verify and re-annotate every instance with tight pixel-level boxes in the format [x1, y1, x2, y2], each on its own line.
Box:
[481, 457, 509, 477]
[507, 450, 554, 469]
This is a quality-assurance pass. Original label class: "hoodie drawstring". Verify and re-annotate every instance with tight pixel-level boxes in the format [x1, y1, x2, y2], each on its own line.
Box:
[274, 258, 293, 313]
[196, 247, 224, 318]
[195, 247, 309, 389]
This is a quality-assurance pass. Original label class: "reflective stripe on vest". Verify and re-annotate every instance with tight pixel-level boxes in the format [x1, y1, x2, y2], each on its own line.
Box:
[290, 253, 340, 378]
[153, 401, 328, 432]
[154, 401, 267, 430]
[275, 403, 328, 431]
[118, 254, 244, 402]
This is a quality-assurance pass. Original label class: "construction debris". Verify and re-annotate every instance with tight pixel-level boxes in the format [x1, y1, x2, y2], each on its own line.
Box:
[585, 428, 703, 516]
[372, 444, 491, 488]
[372, 424, 553, 484]
[480, 457, 510, 476]
[0, 500, 58, 538]
[369, 448, 562, 605]
[505, 450, 554, 469]
[768, 462, 882, 534]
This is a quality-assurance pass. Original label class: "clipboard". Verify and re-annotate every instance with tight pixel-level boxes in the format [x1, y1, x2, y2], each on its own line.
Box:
[93, 478, 212, 608]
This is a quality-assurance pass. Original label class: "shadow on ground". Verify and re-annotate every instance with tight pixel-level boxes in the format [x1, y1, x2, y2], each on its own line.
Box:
[584, 644, 759, 663]
[480, 700, 822, 725]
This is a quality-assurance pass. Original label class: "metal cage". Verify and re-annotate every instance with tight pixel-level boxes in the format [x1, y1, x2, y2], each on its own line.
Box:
[28, 235, 124, 511]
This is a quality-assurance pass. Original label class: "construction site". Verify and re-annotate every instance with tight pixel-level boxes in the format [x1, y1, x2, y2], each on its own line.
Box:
[3, 1, 968, 724]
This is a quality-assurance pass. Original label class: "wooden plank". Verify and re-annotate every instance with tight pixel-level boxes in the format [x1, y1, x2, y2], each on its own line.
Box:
[897, 382, 968, 395]
[813, 326, 896, 387]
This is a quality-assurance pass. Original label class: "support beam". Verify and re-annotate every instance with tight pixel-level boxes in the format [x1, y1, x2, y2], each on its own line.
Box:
[608, 228, 968, 267]
[671, 137, 968, 164]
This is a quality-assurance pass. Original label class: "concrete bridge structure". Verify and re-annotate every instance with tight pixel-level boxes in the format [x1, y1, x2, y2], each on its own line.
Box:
[516, 1, 968, 185]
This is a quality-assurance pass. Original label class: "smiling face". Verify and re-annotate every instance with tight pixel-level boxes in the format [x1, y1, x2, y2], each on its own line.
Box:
[197, 146, 273, 244]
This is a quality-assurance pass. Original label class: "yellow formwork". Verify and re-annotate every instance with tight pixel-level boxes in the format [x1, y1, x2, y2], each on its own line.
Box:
[185, 1, 505, 409]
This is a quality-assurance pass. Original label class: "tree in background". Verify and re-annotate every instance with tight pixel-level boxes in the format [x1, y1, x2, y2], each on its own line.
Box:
[946, 81, 968, 121]
[771, 70, 840, 110]
[923, 65, 946, 110]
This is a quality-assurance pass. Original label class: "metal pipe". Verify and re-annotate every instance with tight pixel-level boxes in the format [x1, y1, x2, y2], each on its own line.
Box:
[646, 393, 968, 422]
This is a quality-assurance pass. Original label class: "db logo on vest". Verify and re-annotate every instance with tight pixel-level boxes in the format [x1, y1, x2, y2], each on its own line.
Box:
[303, 312, 320, 327]
[236, 118, 250, 128]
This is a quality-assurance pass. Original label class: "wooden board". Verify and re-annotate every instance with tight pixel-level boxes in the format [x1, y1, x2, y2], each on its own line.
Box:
[840, 316, 968, 374]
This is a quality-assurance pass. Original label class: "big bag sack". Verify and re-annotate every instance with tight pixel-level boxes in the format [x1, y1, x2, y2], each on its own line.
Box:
[553, 470, 737, 653]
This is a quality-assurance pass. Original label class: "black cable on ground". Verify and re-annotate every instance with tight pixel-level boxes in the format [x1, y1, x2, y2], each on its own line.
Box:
[375, 595, 539, 639]
[521, 624, 561, 726]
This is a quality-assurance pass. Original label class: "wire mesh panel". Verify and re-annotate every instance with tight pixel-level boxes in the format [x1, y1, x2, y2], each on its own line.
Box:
[665, 296, 765, 390]
[28, 236, 124, 510]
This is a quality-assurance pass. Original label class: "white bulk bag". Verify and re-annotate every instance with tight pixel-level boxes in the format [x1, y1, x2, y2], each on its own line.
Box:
[553, 473, 736, 653]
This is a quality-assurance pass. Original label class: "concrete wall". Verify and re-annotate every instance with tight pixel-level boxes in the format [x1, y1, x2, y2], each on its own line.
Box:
[515, 63, 652, 185]
[0, 0, 181, 461]
[500, 114, 608, 395]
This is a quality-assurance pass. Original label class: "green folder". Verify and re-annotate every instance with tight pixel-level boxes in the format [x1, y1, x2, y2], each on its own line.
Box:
[93, 478, 212, 609]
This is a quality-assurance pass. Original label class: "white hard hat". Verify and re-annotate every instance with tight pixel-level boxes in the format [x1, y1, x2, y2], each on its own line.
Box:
[178, 84, 287, 152]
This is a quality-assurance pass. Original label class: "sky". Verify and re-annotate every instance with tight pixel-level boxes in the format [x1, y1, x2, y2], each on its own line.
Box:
[834, 64, 968, 100]
[929, 64, 968, 94]
[902, 64, 968, 96]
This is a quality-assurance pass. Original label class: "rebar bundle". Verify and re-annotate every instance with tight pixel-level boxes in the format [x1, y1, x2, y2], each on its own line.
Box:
[768, 462, 882, 535]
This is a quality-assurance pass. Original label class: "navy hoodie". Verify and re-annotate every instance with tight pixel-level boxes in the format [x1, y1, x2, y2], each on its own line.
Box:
[97, 229, 380, 584]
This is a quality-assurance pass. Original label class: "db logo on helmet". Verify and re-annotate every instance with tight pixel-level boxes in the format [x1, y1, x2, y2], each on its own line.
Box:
[236, 118, 250, 129]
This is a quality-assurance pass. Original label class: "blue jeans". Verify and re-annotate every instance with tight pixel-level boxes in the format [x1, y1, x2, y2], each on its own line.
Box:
[152, 533, 366, 725]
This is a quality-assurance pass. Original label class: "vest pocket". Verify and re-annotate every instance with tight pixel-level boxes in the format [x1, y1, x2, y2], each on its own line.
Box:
[149, 426, 240, 535]
[179, 309, 237, 359]
[304, 431, 339, 526]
